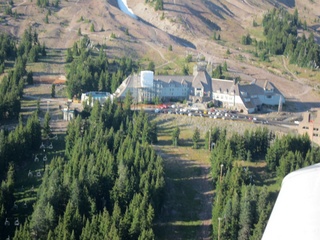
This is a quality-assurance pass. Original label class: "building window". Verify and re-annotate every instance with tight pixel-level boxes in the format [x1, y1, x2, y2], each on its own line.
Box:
[313, 128, 319, 131]
[302, 126, 309, 129]
[313, 134, 318, 137]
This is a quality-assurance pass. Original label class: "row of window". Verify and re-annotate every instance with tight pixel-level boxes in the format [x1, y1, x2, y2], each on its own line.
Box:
[154, 83, 189, 88]
[302, 126, 320, 131]
[215, 95, 234, 101]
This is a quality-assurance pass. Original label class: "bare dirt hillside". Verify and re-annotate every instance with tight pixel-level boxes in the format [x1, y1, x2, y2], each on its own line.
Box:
[1, 0, 320, 110]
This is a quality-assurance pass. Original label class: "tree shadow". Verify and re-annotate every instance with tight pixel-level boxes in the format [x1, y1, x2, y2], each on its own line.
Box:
[276, 0, 295, 8]
[154, 224, 205, 240]
[38, 60, 65, 65]
[157, 139, 172, 146]
[285, 100, 320, 113]
[309, 24, 320, 45]
[33, 72, 63, 76]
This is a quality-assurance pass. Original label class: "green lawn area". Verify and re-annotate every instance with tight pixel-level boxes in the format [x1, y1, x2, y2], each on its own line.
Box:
[152, 113, 281, 239]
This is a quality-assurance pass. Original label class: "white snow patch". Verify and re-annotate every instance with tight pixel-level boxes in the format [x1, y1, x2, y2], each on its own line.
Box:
[117, 0, 137, 19]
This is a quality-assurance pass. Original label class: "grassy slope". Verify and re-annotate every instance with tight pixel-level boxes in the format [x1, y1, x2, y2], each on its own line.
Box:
[152, 113, 283, 239]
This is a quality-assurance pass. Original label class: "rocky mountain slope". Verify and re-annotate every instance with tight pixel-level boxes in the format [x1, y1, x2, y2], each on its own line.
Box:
[1, 0, 320, 110]
[2, 0, 318, 56]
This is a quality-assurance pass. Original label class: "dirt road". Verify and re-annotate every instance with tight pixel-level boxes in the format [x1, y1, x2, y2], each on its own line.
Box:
[154, 145, 213, 240]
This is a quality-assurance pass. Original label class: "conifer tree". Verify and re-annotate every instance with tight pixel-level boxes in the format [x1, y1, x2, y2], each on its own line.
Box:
[90, 23, 95, 32]
[51, 84, 56, 98]
[192, 127, 200, 149]
[43, 111, 51, 138]
[171, 126, 180, 146]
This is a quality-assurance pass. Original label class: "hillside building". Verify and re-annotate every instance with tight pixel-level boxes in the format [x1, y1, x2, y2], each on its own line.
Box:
[298, 110, 320, 145]
[114, 65, 285, 113]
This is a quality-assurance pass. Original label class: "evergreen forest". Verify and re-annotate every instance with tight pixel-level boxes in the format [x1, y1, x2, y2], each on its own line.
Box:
[1, 7, 320, 239]
[65, 36, 136, 99]
[0, 29, 45, 121]
[243, 8, 320, 69]
[208, 126, 320, 239]
[1, 94, 165, 239]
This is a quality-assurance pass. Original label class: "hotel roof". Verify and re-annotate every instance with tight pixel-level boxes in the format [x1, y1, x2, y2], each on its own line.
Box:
[211, 78, 240, 95]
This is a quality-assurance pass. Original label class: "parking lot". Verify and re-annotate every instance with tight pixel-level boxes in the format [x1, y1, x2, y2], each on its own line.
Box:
[154, 105, 268, 123]
[151, 103, 302, 128]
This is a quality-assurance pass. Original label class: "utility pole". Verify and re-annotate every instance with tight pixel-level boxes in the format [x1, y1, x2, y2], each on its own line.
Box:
[208, 129, 211, 151]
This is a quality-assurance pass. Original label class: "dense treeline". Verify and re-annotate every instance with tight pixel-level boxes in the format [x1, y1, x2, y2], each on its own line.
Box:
[0, 29, 46, 120]
[265, 133, 318, 181]
[145, 0, 163, 11]
[66, 36, 136, 98]
[0, 33, 19, 120]
[210, 127, 320, 240]
[0, 62, 24, 120]
[262, 8, 319, 68]
[0, 34, 16, 73]
[17, 27, 46, 63]
[243, 8, 320, 68]
[0, 113, 42, 238]
[36, 0, 59, 8]
[210, 127, 273, 177]
[0, 28, 45, 238]
[262, 8, 299, 55]
[0, 113, 42, 171]
[13, 98, 164, 239]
